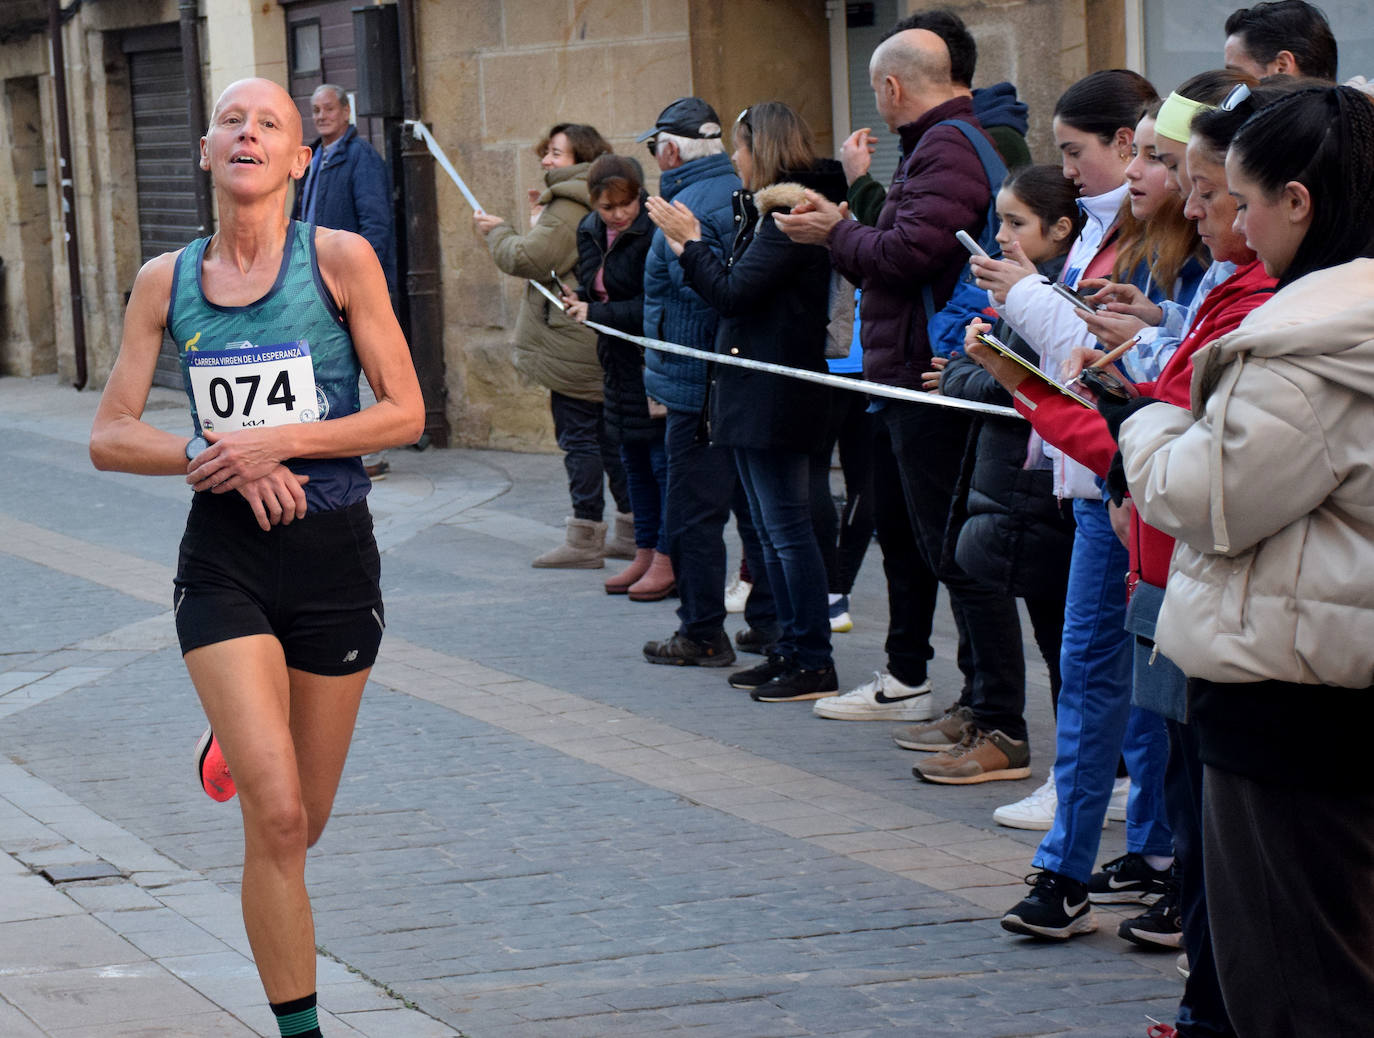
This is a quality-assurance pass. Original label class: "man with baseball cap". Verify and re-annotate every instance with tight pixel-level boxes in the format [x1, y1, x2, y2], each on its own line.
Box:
[635, 97, 724, 147]
[639, 97, 779, 669]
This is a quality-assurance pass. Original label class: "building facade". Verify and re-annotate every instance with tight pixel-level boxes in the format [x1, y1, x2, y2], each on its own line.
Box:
[2, 0, 1369, 448]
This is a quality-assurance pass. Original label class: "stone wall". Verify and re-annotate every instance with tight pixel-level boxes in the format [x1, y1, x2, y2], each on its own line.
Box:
[414, 0, 695, 450]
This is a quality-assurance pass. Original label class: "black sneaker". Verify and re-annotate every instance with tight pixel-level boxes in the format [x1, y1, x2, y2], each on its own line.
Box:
[1118, 873, 1183, 949]
[750, 665, 839, 703]
[1001, 870, 1097, 940]
[1088, 852, 1171, 905]
[643, 630, 736, 668]
[734, 627, 779, 656]
[728, 654, 793, 690]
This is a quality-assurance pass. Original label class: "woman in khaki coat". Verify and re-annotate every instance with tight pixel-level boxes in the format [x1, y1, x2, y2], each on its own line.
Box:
[475, 123, 633, 567]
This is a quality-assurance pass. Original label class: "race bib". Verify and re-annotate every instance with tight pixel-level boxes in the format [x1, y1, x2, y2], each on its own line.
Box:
[187, 340, 319, 432]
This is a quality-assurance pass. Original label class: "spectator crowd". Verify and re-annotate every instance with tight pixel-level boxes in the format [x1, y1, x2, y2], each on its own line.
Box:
[466, 4, 1374, 1036]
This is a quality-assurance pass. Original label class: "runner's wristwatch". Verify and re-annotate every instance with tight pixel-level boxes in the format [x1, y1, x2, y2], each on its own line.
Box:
[186, 435, 209, 460]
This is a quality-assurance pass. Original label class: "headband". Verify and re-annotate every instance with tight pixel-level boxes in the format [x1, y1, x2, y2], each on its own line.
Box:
[1156, 92, 1215, 144]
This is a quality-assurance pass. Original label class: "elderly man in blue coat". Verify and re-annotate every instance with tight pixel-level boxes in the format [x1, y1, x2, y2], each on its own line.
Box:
[292, 84, 397, 297]
[639, 97, 777, 668]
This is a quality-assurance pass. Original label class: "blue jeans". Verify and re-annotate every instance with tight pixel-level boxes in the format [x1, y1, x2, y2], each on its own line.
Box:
[663, 409, 775, 641]
[1034, 498, 1173, 882]
[734, 447, 832, 671]
[620, 435, 667, 551]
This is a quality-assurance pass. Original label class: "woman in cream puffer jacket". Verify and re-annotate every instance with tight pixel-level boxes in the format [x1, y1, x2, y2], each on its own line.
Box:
[1121, 257, 1374, 688]
[1109, 84, 1374, 1038]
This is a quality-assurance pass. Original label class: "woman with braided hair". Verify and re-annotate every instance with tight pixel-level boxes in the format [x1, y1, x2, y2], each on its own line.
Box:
[1104, 84, 1374, 1035]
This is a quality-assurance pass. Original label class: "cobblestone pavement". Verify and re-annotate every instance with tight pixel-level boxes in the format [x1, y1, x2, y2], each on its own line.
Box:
[0, 375, 1183, 1036]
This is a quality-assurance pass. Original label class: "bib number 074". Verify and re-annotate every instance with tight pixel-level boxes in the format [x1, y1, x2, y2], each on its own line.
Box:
[206, 370, 297, 419]
[185, 340, 319, 431]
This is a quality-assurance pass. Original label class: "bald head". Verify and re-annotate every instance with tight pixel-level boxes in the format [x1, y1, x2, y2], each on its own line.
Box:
[209, 78, 302, 142]
[868, 28, 957, 131]
[870, 28, 952, 92]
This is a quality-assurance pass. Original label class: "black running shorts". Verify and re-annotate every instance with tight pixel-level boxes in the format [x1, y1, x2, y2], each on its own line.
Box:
[173, 491, 384, 676]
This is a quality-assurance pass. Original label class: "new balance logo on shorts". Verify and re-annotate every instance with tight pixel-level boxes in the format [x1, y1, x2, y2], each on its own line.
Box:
[342, 649, 359, 663]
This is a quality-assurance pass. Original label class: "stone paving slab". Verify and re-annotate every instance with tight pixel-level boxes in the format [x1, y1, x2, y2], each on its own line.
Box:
[0, 375, 1185, 1036]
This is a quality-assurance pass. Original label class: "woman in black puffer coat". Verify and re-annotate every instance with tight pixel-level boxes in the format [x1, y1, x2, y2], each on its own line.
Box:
[564, 155, 671, 598]
[646, 102, 846, 702]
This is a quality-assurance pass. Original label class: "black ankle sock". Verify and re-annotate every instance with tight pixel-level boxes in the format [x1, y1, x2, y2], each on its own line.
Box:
[270, 992, 323, 1037]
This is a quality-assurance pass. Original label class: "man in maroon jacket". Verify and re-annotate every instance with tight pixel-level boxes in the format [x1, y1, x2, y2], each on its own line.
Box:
[776, 28, 1028, 785]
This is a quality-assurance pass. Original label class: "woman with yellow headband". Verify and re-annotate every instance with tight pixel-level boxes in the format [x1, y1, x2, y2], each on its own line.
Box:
[1077, 70, 1258, 370]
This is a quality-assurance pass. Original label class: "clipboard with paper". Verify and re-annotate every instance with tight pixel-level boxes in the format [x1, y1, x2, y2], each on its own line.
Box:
[975, 332, 1095, 409]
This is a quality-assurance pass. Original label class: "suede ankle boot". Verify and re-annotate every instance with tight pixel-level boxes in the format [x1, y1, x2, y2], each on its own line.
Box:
[604, 511, 637, 560]
[628, 550, 675, 601]
[604, 548, 654, 594]
[532, 517, 606, 569]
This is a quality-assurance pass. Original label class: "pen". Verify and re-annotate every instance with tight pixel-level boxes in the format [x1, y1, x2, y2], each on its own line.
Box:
[1089, 336, 1141, 370]
[1065, 337, 1141, 392]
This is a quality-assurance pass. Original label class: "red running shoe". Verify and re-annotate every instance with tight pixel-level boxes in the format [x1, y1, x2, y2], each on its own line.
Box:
[195, 728, 235, 802]
[1146, 1018, 1178, 1037]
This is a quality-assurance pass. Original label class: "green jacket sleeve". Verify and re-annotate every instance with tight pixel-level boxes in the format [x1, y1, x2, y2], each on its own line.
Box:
[846, 174, 887, 227]
[485, 197, 583, 281]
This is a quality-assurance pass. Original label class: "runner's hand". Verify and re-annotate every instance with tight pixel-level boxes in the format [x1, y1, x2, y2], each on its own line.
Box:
[236, 466, 310, 531]
[188, 429, 286, 494]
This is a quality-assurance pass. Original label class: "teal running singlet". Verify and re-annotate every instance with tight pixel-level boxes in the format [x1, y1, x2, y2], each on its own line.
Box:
[168, 221, 369, 511]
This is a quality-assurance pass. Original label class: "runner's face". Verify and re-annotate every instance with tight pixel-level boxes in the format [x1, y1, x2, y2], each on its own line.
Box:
[202, 80, 310, 192]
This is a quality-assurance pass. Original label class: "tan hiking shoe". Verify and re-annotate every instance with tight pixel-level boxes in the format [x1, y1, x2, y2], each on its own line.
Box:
[912, 728, 1031, 785]
[892, 704, 974, 751]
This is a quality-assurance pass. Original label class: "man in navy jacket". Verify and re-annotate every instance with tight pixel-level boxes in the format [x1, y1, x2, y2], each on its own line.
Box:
[292, 84, 397, 297]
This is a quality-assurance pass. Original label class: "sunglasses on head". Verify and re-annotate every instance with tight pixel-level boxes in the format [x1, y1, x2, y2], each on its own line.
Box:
[1220, 82, 1252, 112]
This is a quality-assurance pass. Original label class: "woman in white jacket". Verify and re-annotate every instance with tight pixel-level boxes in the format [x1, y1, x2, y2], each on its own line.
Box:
[1109, 84, 1374, 1037]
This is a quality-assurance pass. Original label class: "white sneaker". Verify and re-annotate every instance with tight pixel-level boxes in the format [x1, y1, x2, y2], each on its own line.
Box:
[724, 575, 752, 614]
[812, 671, 934, 721]
[993, 775, 1058, 830]
[1107, 777, 1130, 822]
[992, 772, 1112, 831]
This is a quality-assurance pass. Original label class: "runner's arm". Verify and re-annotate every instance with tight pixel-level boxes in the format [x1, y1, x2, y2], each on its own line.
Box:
[90, 253, 198, 475]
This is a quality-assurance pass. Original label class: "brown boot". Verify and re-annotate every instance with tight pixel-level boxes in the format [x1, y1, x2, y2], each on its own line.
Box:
[604, 511, 637, 561]
[604, 547, 653, 594]
[532, 518, 606, 569]
[628, 550, 676, 601]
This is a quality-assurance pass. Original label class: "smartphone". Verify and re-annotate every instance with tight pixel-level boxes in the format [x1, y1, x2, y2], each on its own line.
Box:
[1077, 365, 1140, 404]
[1051, 282, 1098, 314]
[955, 230, 989, 259]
